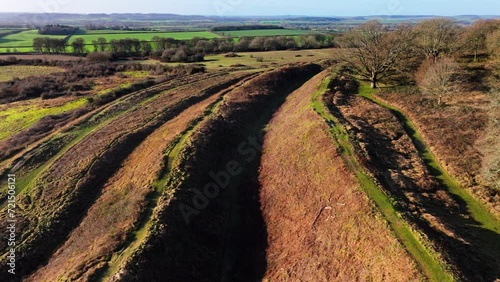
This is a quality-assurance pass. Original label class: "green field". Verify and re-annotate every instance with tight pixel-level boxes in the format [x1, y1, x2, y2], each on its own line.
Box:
[74, 29, 167, 35]
[0, 47, 33, 53]
[215, 29, 317, 37]
[0, 98, 87, 141]
[0, 29, 21, 36]
[0, 30, 67, 48]
[0, 29, 316, 53]
[69, 31, 221, 43]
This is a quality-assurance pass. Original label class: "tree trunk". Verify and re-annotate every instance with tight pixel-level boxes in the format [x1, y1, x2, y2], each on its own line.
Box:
[371, 73, 378, 89]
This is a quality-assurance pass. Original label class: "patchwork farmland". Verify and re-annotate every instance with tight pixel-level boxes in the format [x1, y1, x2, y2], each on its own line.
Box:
[212, 28, 316, 37]
[68, 31, 222, 43]
[0, 28, 321, 54]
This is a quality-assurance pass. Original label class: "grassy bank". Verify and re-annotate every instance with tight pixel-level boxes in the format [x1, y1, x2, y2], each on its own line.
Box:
[358, 83, 500, 234]
[311, 77, 455, 282]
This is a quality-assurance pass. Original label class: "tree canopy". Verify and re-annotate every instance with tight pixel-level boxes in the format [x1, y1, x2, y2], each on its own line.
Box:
[341, 20, 415, 88]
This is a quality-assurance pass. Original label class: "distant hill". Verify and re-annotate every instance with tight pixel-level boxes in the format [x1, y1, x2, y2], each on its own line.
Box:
[0, 13, 498, 27]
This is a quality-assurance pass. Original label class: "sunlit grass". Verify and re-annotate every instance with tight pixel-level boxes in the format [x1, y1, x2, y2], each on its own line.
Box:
[97, 82, 133, 96]
[213, 29, 316, 37]
[122, 70, 150, 78]
[0, 30, 66, 48]
[98, 93, 225, 281]
[142, 48, 335, 70]
[68, 31, 221, 44]
[0, 98, 87, 141]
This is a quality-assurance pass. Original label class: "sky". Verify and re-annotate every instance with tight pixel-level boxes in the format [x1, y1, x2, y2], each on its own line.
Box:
[0, 0, 499, 16]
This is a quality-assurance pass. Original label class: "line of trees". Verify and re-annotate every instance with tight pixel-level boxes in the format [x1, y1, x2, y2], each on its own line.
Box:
[32, 34, 336, 59]
[38, 24, 79, 35]
[33, 37, 67, 54]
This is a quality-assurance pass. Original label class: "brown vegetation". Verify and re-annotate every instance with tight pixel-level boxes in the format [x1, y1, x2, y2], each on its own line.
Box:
[0, 72, 227, 206]
[259, 71, 421, 281]
[414, 18, 464, 61]
[376, 86, 497, 214]
[340, 21, 416, 88]
[416, 57, 461, 105]
[326, 73, 499, 280]
[113, 64, 322, 281]
[0, 73, 247, 279]
[0, 60, 205, 103]
[0, 108, 89, 161]
[27, 78, 245, 281]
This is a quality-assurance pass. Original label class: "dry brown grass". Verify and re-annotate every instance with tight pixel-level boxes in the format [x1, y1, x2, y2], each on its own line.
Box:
[112, 64, 322, 281]
[259, 71, 421, 281]
[0, 73, 243, 278]
[375, 87, 498, 214]
[334, 92, 443, 195]
[27, 90, 225, 281]
[331, 89, 500, 280]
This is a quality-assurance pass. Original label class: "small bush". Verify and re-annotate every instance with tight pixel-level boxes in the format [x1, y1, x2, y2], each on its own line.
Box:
[224, 52, 240, 58]
[87, 52, 113, 62]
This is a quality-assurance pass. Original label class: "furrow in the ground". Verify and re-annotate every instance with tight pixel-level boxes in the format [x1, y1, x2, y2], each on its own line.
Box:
[313, 75, 455, 281]
[0, 73, 249, 280]
[259, 70, 422, 281]
[349, 85, 500, 281]
[112, 64, 322, 282]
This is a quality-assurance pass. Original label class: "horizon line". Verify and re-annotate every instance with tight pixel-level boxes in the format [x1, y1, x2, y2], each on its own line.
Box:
[0, 12, 499, 17]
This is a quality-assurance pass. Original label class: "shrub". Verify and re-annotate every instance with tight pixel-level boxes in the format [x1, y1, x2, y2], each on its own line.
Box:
[87, 52, 113, 62]
[224, 52, 240, 58]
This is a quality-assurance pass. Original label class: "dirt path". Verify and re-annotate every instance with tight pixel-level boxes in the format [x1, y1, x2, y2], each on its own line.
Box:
[258, 71, 421, 281]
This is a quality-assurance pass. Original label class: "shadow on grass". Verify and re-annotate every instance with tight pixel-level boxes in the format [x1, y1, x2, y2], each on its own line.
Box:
[116, 65, 322, 281]
[356, 88, 500, 281]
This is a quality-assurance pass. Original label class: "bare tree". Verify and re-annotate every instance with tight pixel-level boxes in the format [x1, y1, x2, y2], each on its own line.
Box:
[417, 57, 460, 105]
[486, 30, 500, 60]
[464, 20, 500, 61]
[340, 20, 415, 88]
[415, 18, 464, 61]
